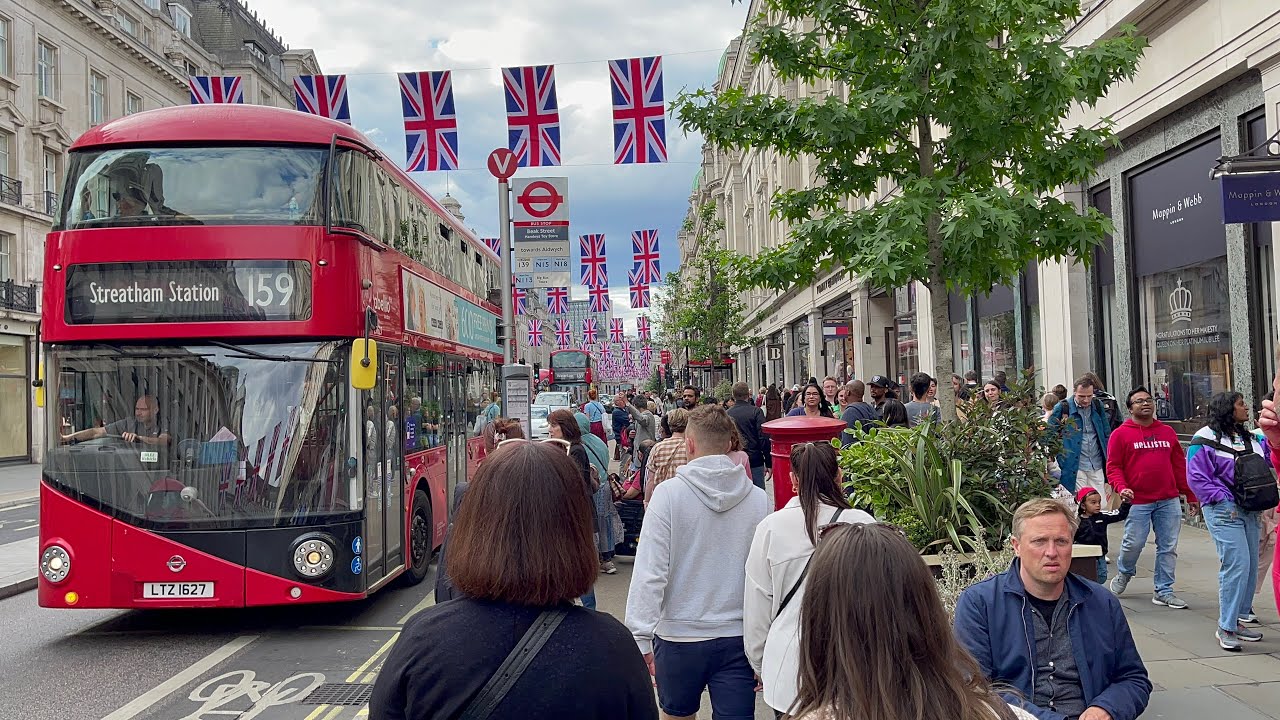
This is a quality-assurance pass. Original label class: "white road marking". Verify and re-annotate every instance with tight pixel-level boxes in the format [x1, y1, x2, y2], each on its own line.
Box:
[397, 590, 436, 625]
[0, 502, 36, 513]
[99, 634, 259, 720]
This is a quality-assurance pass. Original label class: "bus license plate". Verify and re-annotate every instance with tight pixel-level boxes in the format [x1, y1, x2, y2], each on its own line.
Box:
[142, 582, 213, 599]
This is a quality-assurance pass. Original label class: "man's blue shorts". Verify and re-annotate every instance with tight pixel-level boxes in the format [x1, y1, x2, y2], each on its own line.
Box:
[653, 636, 756, 719]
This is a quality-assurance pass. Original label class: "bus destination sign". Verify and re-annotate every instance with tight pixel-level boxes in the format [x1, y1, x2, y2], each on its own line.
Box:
[65, 260, 313, 324]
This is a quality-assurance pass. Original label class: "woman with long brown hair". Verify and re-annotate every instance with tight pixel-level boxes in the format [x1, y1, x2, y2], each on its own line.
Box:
[744, 442, 873, 716]
[372, 441, 657, 719]
[788, 523, 1032, 720]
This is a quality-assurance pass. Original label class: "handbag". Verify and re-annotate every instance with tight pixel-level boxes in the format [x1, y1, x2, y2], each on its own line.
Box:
[776, 508, 844, 618]
[458, 609, 568, 720]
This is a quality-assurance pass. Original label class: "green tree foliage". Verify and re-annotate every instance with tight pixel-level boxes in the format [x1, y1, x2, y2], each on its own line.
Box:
[643, 365, 665, 394]
[656, 202, 756, 363]
[674, 0, 1146, 417]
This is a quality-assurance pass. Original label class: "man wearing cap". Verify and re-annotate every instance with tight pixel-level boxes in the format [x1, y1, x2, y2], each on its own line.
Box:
[868, 376, 893, 412]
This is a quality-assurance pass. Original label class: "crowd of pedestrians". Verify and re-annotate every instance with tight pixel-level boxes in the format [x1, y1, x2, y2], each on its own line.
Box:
[371, 366, 1280, 719]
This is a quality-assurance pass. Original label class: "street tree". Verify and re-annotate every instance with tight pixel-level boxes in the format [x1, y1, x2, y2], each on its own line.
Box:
[673, 0, 1146, 417]
[656, 201, 755, 370]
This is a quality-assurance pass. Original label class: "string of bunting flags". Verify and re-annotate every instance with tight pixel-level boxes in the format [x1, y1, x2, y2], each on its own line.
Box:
[188, 54, 667, 169]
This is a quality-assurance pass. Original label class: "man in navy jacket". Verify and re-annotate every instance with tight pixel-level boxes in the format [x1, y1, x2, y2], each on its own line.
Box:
[954, 499, 1151, 720]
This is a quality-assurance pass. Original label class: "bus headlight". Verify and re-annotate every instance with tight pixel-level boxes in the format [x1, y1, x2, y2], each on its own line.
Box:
[291, 535, 335, 579]
[41, 545, 71, 584]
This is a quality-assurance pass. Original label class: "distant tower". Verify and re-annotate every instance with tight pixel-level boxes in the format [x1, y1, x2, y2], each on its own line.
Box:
[441, 194, 465, 224]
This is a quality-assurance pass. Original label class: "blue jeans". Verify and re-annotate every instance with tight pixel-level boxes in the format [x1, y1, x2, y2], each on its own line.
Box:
[1202, 501, 1261, 632]
[1096, 556, 1108, 585]
[750, 464, 766, 490]
[1116, 497, 1182, 595]
[580, 584, 596, 609]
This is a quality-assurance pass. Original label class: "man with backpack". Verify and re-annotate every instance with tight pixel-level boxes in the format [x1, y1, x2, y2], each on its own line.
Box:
[1105, 387, 1199, 608]
[727, 381, 770, 490]
[1049, 376, 1115, 503]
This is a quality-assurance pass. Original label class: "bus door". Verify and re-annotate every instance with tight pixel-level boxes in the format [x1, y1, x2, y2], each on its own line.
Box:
[360, 349, 406, 585]
[444, 356, 469, 495]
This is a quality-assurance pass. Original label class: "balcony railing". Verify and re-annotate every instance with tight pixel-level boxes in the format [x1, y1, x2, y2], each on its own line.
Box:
[43, 191, 58, 216]
[0, 280, 36, 313]
[0, 175, 19, 206]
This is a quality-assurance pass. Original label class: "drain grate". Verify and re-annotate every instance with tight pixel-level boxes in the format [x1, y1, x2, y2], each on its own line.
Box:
[301, 683, 374, 706]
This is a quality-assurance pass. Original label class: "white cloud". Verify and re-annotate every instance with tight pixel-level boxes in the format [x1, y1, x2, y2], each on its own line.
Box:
[252, 0, 747, 330]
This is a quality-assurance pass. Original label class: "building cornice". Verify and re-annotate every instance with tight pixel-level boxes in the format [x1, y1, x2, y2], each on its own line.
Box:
[55, 0, 190, 92]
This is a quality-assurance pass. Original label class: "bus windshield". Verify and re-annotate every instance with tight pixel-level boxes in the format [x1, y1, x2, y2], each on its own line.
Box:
[59, 146, 326, 229]
[44, 341, 355, 529]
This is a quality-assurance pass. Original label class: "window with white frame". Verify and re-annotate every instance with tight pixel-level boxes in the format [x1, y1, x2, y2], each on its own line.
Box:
[144, 0, 161, 10]
[126, 91, 142, 115]
[140, 25, 151, 47]
[0, 233, 11, 282]
[44, 151, 57, 193]
[169, 4, 191, 37]
[0, 16, 10, 77]
[244, 41, 266, 63]
[0, 132, 10, 177]
[118, 12, 137, 36]
[89, 71, 108, 125]
[184, 60, 201, 77]
[36, 40, 58, 99]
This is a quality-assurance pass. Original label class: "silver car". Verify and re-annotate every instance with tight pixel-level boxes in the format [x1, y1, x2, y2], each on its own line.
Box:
[530, 405, 550, 439]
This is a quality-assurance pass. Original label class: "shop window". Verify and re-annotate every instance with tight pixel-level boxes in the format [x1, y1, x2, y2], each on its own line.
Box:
[1024, 260, 1042, 379]
[949, 290, 973, 376]
[893, 283, 918, 383]
[1090, 183, 1118, 389]
[1246, 110, 1277, 402]
[1127, 133, 1228, 433]
[976, 285, 1015, 383]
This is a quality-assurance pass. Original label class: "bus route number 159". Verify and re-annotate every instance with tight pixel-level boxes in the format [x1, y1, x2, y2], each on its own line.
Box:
[243, 271, 295, 308]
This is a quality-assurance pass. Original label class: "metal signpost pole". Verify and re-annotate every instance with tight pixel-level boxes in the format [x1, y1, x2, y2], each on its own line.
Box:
[498, 181, 515, 365]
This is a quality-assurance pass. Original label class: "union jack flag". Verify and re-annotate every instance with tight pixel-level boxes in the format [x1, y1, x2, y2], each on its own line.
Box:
[513, 287, 527, 316]
[580, 234, 608, 287]
[399, 70, 459, 172]
[189, 76, 244, 104]
[502, 65, 561, 167]
[555, 319, 573, 348]
[609, 318, 625, 343]
[293, 75, 350, 123]
[527, 318, 543, 347]
[582, 341, 595, 355]
[482, 237, 502, 257]
[621, 342, 634, 363]
[637, 315, 651, 340]
[545, 286, 568, 315]
[582, 316, 598, 343]
[641, 344, 654, 366]
[632, 229, 662, 285]
[629, 267, 650, 309]
[589, 284, 611, 314]
[610, 56, 667, 164]
[601, 343, 613, 363]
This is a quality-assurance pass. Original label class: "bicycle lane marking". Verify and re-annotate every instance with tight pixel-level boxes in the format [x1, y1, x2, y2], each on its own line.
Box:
[303, 631, 400, 720]
[100, 635, 259, 720]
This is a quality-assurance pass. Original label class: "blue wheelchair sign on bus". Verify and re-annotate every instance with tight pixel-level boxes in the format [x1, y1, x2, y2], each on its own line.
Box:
[351, 557, 363, 575]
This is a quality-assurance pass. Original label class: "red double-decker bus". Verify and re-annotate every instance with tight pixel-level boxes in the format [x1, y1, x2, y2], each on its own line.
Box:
[36, 105, 502, 608]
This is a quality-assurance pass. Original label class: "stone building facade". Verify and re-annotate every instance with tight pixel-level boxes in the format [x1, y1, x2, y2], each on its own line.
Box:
[0, 0, 320, 462]
[686, 0, 1280, 434]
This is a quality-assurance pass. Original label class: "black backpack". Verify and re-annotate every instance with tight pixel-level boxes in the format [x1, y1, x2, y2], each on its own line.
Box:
[1190, 435, 1280, 512]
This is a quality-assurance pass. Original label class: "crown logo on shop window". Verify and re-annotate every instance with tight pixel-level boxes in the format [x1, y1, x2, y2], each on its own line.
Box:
[1169, 279, 1193, 324]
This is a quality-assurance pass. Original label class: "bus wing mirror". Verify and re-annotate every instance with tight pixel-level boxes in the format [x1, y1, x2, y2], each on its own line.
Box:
[350, 340, 378, 390]
[33, 360, 45, 408]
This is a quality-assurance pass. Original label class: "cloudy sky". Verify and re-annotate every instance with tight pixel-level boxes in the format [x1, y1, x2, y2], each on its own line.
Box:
[253, 0, 751, 330]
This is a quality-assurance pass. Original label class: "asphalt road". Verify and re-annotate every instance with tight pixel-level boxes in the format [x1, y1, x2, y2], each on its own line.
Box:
[0, 565, 443, 720]
[0, 501, 38, 546]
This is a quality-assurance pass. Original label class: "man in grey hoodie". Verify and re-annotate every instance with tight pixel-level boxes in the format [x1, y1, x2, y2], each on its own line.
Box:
[625, 403, 770, 720]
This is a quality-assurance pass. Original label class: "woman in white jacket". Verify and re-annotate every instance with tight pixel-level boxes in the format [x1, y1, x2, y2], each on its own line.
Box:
[743, 441, 874, 716]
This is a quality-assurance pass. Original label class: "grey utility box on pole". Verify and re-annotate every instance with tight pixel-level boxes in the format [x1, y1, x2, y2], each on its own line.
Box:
[501, 363, 533, 440]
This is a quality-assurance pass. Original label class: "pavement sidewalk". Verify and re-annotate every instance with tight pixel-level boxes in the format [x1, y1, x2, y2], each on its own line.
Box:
[0, 463, 39, 600]
[0, 462, 39, 510]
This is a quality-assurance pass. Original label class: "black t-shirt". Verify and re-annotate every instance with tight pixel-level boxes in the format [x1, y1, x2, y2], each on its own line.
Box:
[1026, 592, 1060, 622]
[371, 598, 658, 720]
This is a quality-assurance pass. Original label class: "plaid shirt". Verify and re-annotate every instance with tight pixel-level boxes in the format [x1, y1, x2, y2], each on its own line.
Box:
[644, 432, 687, 502]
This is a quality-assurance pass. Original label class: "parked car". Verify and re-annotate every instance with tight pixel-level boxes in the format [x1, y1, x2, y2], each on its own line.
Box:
[533, 391, 572, 412]
[530, 405, 550, 439]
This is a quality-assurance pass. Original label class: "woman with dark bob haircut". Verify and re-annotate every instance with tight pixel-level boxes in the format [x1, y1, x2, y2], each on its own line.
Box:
[371, 441, 658, 719]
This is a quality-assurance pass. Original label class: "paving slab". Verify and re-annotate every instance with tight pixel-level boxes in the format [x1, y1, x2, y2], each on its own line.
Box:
[0, 536, 36, 600]
[1133, 634, 1198, 662]
[1143, 659, 1254, 689]
[1142, 686, 1273, 719]
[1220, 681, 1280, 719]
[1196, 654, 1280, 683]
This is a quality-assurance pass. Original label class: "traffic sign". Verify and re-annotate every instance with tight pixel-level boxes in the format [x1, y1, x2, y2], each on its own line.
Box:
[512, 178, 569, 224]
[487, 148, 517, 181]
[510, 177, 570, 287]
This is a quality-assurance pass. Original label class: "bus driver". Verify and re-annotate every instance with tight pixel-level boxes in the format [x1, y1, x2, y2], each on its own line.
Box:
[62, 395, 171, 447]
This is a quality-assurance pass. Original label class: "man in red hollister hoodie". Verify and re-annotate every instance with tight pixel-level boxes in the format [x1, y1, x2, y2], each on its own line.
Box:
[1105, 386, 1199, 608]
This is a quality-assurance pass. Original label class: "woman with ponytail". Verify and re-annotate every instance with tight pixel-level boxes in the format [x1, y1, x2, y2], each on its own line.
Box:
[743, 441, 875, 716]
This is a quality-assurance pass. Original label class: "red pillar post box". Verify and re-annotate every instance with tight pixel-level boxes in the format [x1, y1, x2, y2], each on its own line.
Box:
[762, 416, 848, 509]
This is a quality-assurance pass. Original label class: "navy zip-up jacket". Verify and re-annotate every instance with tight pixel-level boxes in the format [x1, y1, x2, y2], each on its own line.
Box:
[953, 560, 1151, 720]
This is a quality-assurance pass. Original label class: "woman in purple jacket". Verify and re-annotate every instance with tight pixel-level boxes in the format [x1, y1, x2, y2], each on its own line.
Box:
[1186, 391, 1273, 651]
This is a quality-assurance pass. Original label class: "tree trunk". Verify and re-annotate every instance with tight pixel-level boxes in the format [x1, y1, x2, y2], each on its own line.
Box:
[929, 275, 958, 420]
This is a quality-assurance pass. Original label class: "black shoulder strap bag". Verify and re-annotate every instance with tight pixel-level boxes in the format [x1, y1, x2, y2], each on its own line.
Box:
[458, 609, 569, 720]
[776, 508, 845, 618]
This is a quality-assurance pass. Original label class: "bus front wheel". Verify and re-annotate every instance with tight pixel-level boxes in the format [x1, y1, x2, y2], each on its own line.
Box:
[404, 488, 433, 586]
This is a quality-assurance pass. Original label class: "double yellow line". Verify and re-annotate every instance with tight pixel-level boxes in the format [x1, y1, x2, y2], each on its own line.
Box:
[303, 632, 400, 720]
